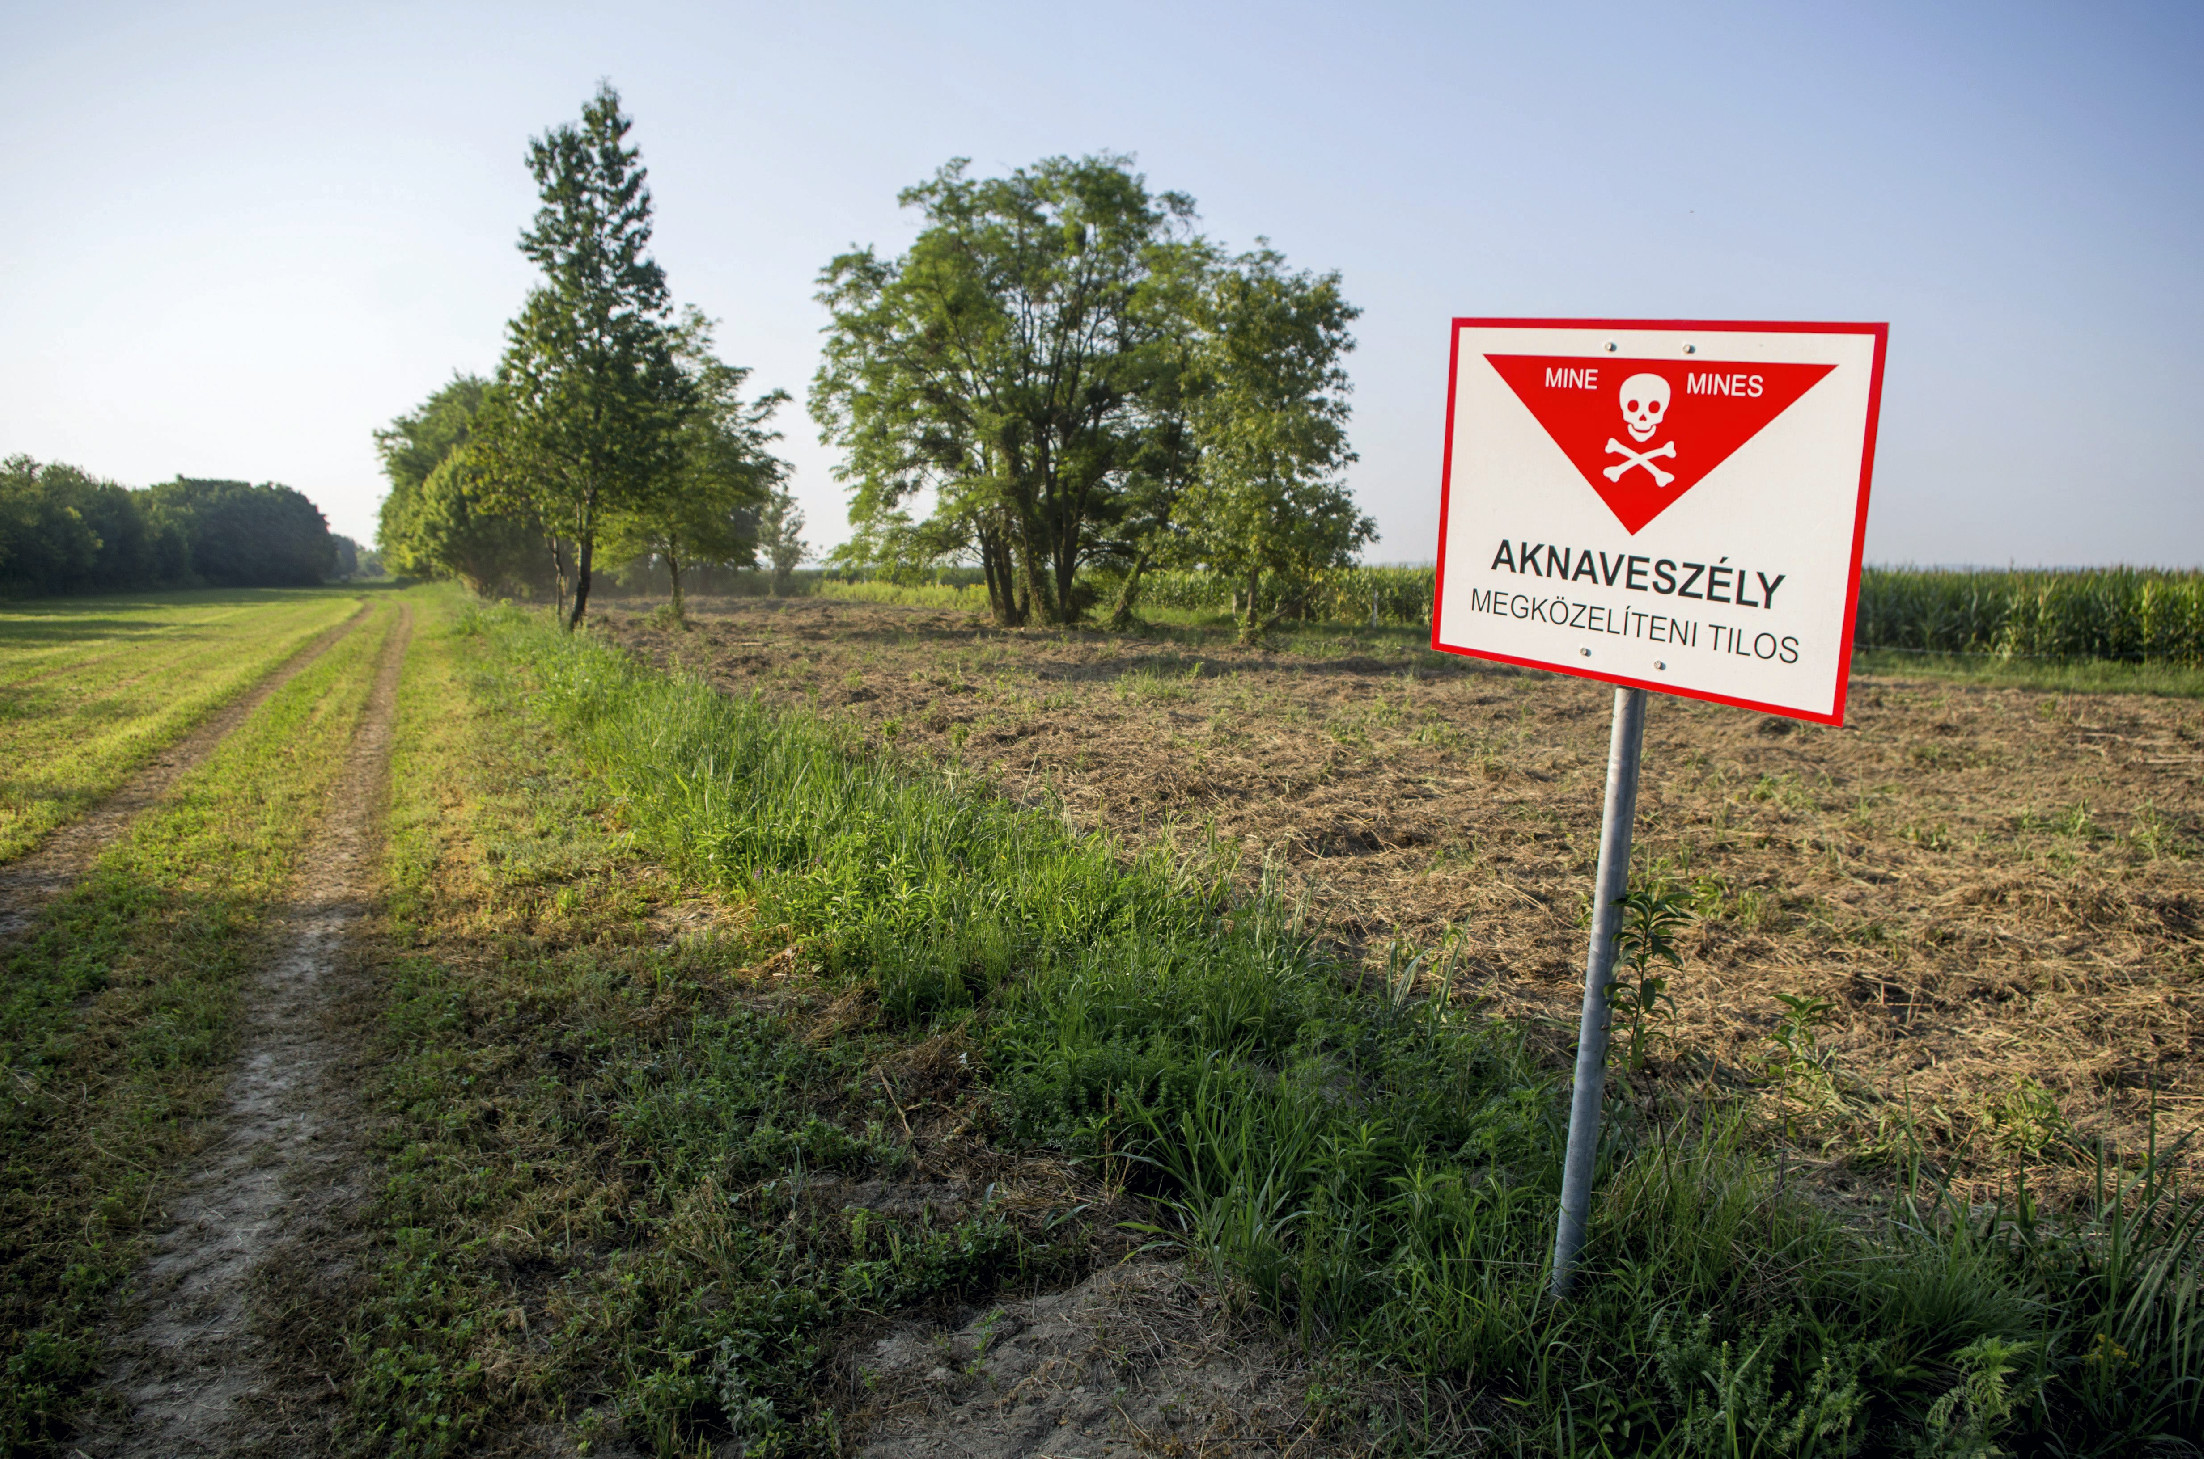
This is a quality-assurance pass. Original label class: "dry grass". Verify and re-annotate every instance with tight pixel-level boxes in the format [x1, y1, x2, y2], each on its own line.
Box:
[605, 596, 2204, 1202]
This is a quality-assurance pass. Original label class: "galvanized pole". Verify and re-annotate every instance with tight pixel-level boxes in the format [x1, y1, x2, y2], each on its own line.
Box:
[1550, 685, 1648, 1297]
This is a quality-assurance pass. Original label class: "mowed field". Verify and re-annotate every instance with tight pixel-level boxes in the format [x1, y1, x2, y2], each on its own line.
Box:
[607, 596, 2204, 1197]
[0, 590, 366, 864]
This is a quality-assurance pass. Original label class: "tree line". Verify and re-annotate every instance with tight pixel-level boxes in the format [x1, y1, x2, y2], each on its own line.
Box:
[0, 459, 352, 597]
[378, 88, 1372, 642]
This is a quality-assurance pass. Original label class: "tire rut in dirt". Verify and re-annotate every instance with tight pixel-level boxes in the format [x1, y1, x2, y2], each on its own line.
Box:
[0, 604, 371, 942]
[78, 605, 411, 1459]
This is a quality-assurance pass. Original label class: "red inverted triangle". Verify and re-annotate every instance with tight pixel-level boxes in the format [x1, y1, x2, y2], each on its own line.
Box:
[1485, 354, 1836, 533]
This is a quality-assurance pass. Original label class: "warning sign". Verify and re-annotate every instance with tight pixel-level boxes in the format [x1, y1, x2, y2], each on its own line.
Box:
[1433, 319, 1888, 723]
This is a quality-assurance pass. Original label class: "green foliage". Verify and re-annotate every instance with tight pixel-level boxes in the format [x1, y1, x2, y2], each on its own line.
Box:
[1098, 564, 2204, 675]
[1857, 566, 2204, 666]
[1128, 563, 1434, 626]
[1652, 1310, 1867, 1457]
[758, 483, 808, 595]
[603, 308, 790, 620]
[374, 374, 546, 595]
[473, 83, 691, 629]
[1176, 248, 1372, 643]
[0, 457, 286, 597]
[812, 154, 1199, 628]
[812, 155, 1371, 637]
[1607, 884, 1692, 1074]
[144, 477, 337, 587]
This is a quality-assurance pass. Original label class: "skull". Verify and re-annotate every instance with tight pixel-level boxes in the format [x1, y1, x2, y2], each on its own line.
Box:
[1619, 373, 1670, 443]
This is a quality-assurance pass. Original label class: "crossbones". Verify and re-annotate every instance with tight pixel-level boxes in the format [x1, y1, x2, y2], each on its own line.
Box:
[1603, 438, 1677, 487]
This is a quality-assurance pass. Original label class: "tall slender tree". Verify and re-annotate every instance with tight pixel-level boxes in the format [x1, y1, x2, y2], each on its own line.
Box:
[475, 82, 689, 630]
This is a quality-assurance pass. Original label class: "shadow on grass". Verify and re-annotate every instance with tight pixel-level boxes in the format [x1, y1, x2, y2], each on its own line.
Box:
[0, 863, 270, 1450]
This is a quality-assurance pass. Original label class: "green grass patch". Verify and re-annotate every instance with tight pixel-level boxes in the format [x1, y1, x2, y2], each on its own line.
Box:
[1850, 647, 2204, 699]
[0, 586, 370, 863]
[333, 590, 1074, 1455]
[0, 599, 399, 1451]
[415, 603, 2204, 1455]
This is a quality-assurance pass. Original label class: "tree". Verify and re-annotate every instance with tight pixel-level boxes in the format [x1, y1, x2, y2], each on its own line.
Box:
[1178, 249, 1371, 644]
[604, 309, 790, 621]
[758, 485, 807, 596]
[1101, 236, 1217, 627]
[147, 478, 337, 586]
[0, 457, 103, 594]
[376, 376, 546, 596]
[474, 83, 690, 630]
[0, 459, 323, 597]
[812, 155, 1194, 626]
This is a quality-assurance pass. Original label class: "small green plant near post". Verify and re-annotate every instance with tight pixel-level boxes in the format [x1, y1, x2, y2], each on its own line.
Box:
[1606, 883, 1692, 1073]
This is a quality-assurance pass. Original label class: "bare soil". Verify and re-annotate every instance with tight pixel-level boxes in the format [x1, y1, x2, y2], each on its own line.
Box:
[607, 598, 2204, 1198]
[0, 606, 367, 941]
[79, 606, 411, 1458]
[855, 1262, 1333, 1459]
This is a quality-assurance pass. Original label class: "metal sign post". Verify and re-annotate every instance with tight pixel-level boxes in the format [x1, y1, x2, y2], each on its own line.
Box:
[1549, 685, 1646, 1296]
[1428, 317, 1888, 1300]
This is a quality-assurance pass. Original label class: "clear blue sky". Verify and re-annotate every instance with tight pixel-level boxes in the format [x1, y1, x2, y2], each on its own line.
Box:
[4, 0, 2198, 566]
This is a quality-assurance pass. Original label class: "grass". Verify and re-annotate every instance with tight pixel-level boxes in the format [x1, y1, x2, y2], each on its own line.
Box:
[0, 599, 400, 1450]
[351, 600, 2204, 1454]
[324, 590, 1081, 1454]
[1850, 647, 2204, 698]
[0, 587, 369, 863]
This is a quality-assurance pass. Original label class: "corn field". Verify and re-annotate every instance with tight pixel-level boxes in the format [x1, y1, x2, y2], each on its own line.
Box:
[678, 563, 2204, 665]
[1852, 567, 2204, 664]
[1129, 565, 2204, 665]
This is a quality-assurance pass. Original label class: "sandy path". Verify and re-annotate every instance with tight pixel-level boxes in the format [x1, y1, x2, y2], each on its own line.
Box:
[82, 605, 411, 1458]
[0, 604, 368, 941]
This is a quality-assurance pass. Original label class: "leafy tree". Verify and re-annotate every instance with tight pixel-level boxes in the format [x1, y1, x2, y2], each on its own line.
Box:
[145, 478, 336, 586]
[0, 459, 321, 596]
[1101, 236, 1217, 627]
[375, 375, 544, 595]
[758, 485, 808, 596]
[604, 309, 789, 622]
[812, 155, 1195, 626]
[0, 457, 103, 594]
[474, 83, 690, 630]
[1177, 248, 1371, 643]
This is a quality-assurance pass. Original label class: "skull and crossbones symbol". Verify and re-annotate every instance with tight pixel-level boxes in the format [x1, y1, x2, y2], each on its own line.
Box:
[1603, 373, 1676, 487]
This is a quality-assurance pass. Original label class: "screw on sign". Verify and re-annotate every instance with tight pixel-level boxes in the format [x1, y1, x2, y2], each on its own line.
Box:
[1429, 319, 1889, 1296]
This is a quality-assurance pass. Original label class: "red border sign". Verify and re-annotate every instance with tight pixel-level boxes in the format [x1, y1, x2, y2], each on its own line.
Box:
[1431, 318, 1889, 724]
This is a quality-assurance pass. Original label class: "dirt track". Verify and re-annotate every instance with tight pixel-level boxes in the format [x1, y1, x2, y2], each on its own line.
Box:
[0, 605, 367, 941]
[81, 606, 410, 1458]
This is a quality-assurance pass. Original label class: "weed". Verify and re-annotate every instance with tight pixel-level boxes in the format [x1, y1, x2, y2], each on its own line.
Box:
[1985, 1078, 2071, 1162]
[1606, 884, 1692, 1074]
